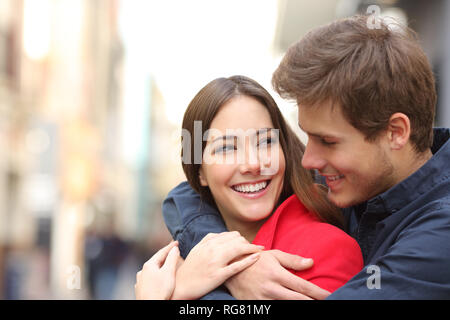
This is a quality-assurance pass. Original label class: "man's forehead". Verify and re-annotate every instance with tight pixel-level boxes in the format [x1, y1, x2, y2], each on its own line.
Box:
[297, 101, 350, 138]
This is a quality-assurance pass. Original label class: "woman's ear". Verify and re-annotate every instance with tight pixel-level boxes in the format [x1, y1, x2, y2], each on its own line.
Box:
[199, 168, 208, 187]
[387, 112, 411, 150]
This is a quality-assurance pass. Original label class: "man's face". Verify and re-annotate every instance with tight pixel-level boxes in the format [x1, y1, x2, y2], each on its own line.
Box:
[298, 101, 397, 208]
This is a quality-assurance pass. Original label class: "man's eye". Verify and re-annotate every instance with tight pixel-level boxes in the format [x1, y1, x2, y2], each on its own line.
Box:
[320, 139, 336, 146]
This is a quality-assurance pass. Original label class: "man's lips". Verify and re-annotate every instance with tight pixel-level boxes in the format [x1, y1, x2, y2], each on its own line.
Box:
[322, 174, 345, 189]
[324, 174, 345, 181]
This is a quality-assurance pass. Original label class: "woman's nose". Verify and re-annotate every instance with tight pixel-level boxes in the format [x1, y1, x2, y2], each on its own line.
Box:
[239, 145, 261, 175]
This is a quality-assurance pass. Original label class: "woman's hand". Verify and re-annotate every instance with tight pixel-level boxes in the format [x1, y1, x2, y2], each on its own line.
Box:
[135, 241, 180, 300]
[171, 231, 264, 300]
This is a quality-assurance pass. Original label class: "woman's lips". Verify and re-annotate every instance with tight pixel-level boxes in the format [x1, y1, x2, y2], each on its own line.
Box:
[231, 179, 271, 199]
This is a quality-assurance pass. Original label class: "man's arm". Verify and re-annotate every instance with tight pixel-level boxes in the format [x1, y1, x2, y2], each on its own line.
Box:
[162, 181, 228, 259]
[225, 250, 330, 300]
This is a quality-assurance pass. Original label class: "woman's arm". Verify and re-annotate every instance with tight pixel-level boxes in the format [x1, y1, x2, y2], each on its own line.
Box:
[171, 231, 264, 300]
[135, 232, 264, 300]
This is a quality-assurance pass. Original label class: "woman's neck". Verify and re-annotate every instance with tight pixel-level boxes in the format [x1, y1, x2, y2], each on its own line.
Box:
[222, 218, 266, 243]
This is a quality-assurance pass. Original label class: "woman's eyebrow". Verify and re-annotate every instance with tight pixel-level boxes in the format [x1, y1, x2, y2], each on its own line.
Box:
[210, 128, 275, 144]
[211, 135, 236, 144]
[257, 128, 275, 133]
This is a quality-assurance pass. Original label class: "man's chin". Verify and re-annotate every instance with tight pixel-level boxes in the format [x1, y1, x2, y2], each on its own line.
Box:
[328, 192, 362, 209]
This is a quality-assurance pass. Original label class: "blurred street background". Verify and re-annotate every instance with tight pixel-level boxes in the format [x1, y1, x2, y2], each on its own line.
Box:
[0, 0, 449, 299]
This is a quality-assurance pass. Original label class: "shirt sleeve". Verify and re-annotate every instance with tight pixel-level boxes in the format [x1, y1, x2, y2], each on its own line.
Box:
[162, 181, 228, 259]
[327, 206, 450, 299]
[200, 285, 236, 300]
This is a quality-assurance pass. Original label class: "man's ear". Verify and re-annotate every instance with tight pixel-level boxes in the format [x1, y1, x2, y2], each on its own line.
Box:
[386, 112, 411, 150]
[199, 168, 208, 187]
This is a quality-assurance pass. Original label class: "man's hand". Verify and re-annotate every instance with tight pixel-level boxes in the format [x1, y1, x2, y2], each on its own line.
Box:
[225, 249, 331, 300]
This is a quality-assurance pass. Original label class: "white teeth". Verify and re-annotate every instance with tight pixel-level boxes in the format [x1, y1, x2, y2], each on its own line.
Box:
[233, 181, 268, 193]
[328, 175, 344, 181]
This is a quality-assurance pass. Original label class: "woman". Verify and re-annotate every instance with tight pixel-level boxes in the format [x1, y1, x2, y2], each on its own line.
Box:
[135, 76, 363, 300]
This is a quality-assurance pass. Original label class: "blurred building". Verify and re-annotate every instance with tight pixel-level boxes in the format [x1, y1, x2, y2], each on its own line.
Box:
[0, 0, 176, 299]
[0, 0, 26, 299]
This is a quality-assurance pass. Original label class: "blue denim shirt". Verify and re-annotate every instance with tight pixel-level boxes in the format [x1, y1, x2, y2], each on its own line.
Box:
[163, 128, 450, 299]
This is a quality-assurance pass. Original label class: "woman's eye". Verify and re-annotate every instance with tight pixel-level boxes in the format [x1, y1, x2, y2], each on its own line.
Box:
[257, 138, 271, 147]
[214, 144, 235, 154]
[257, 137, 277, 148]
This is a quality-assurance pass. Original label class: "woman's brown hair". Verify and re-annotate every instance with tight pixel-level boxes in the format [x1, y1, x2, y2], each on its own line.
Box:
[181, 75, 344, 229]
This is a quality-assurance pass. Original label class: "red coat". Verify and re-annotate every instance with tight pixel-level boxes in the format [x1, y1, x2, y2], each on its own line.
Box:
[252, 194, 364, 293]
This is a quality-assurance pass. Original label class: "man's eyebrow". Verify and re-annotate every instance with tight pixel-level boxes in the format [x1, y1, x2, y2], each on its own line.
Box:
[298, 123, 339, 139]
[307, 131, 340, 139]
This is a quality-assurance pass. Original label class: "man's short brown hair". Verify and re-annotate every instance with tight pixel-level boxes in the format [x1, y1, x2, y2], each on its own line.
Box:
[272, 14, 436, 153]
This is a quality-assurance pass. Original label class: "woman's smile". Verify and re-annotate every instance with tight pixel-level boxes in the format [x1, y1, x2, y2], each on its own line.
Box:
[231, 179, 271, 199]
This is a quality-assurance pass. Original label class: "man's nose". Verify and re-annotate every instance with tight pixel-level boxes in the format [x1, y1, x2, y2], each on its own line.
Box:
[301, 142, 327, 171]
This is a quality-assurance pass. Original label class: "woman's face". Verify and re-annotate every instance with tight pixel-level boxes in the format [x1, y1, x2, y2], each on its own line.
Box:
[199, 95, 286, 234]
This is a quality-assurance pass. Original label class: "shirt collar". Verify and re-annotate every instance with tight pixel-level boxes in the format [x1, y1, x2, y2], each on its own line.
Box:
[366, 128, 450, 214]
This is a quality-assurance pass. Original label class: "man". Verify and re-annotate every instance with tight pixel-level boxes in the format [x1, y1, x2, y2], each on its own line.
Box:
[163, 15, 450, 299]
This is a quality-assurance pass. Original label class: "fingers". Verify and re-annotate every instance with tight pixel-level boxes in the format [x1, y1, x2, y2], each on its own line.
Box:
[189, 231, 264, 284]
[200, 231, 240, 243]
[268, 250, 330, 299]
[218, 236, 264, 263]
[209, 231, 244, 245]
[226, 242, 264, 259]
[199, 232, 221, 243]
[160, 245, 180, 274]
[277, 267, 331, 300]
[135, 241, 180, 300]
[198, 231, 263, 258]
[146, 241, 179, 268]
[264, 285, 313, 300]
[135, 271, 142, 284]
[270, 249, 313, 271]
[222, 252, 260, 279]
